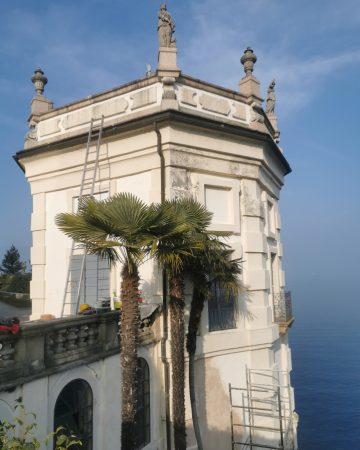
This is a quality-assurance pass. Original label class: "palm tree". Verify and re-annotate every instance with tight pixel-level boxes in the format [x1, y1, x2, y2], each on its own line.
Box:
[56, 193, 163, 450]
[152, 198, 216, 450]
[186, 246, 243, 450]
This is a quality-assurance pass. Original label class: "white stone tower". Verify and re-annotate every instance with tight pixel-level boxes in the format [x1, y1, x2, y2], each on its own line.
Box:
[2, 5, 297, 449]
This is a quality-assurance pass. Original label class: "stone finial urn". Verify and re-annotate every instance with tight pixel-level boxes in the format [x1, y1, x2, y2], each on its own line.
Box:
[239, 46, 262, 103]
[25, 68, 53, 148]
[31, 68, 48, 96]
[240, 47, 257, 77]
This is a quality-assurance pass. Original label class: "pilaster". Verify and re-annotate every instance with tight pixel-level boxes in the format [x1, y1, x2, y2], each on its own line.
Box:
[241, 179, 273, 329]
[30, 193, 46, 319]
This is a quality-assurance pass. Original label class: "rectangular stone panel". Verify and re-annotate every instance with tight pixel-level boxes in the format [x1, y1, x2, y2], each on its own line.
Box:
[246, 269, 269, 290]
[63, 108, 92, 129]
[38, 118, 60, 137]
[32, 230, 45, 247]
[199, 94, 231, 116]
[30, 246, 46, 265]
[31, 212, 46, 231]
[131, 86, 158, 110]
[180, 88, 197, 106]
[243, 232, 267, 253]
[30, 280, 45, 299]
[205, 186, 232, 224]
[92, 97, 128, 118]
[232, 102, 247, 121]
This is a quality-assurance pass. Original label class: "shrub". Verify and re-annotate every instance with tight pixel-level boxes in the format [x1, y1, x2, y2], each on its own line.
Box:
[0, 399, 81, 449]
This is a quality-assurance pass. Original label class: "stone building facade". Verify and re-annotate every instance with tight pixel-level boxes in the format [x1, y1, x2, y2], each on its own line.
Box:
[0, 8, 297, 450]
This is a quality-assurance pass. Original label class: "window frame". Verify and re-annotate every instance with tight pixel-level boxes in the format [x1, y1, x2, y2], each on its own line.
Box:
[54, 378, 93, 450]
[193, 174, 241, 233]
[69, 191, 111, 308]
[208, 280, 238, 332]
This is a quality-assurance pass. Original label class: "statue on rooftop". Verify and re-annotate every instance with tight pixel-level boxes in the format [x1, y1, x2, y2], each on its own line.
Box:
[158, 3, 176, 47]
[266, 79, 276, 115]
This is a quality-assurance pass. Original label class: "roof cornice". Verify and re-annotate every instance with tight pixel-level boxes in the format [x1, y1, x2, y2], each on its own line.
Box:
[14, 109, 291, 175]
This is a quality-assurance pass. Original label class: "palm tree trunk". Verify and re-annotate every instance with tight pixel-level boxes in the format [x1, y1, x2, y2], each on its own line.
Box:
[186, 287, 205, 450]
[169, 273, 186, 450]
[120, 263, 140, 450]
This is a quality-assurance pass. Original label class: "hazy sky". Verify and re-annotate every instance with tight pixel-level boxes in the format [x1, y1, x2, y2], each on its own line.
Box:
[0, 0, 359, 320]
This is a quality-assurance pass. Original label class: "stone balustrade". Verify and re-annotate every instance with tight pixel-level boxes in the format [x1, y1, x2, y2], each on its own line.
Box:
[0, 311, 121, 392]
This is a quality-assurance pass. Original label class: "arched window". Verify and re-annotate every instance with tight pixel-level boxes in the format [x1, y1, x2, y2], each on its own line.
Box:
[54, 379, 93, 450]
[135, 358, 150, 449]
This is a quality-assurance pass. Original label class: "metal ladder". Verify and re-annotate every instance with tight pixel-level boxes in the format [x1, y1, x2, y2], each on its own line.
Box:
[229, 368, 295, 450]
[61, 116, 105, 317]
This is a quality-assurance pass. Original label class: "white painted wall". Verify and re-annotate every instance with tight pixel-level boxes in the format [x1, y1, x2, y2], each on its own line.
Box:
[45, 190, 72, 317]
[0, 356, 121, 449]
[0, 349, 166, 450]
[18, 77, 296, 449]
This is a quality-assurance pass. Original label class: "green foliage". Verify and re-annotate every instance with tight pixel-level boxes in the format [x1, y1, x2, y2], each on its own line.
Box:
[0, 247, 31, 295]
[0, 273, 31, 294]
[151, 197, 227, 275]
[56, 194, 222, 274]
[48, 427, 82, 450]
[0, 400, 81, 450]
[0, 246, 25, 275]
[188, 245, 243, 299]
[56, 193, 165, 270]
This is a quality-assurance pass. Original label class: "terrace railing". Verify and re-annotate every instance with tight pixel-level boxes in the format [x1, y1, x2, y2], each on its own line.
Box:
[0, 312, 121, 391]
[272, 291, 294, 334]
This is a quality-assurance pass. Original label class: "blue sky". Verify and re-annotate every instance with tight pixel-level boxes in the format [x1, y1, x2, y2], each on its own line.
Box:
[1, 0, 359, 320]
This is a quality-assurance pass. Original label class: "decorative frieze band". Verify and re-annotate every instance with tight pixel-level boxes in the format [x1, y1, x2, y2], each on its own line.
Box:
[36, 84, 162, 142]
[179, 86, 249, 124]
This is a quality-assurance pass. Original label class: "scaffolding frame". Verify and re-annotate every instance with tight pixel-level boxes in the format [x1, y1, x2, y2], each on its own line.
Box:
[229, 368, 295, 450]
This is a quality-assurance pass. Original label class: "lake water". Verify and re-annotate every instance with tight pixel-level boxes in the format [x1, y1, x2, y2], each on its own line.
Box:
[290, 312, 360, 449]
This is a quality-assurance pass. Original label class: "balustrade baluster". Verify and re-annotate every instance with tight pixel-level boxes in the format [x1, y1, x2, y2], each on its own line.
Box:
[78, 325, 89, 347]
[87, 323, 98, 346]
[54, 329, 67, 354]
[66, 327, 79, 350]
[46, 333, 55, 355]
[0, 341, 15, 367]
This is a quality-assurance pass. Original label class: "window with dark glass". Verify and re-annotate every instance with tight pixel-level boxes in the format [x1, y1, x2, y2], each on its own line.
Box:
[135, 358, 150, 449]
[208, 280, 237, 331]
[54, 379, 93, 450]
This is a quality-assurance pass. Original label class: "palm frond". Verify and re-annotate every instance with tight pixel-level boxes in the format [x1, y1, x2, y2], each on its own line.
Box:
[56, 193, 160, 267]
[185, 241, 243, 300]
[55, 212, 111, 243]
[151, 198, 218, 274]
